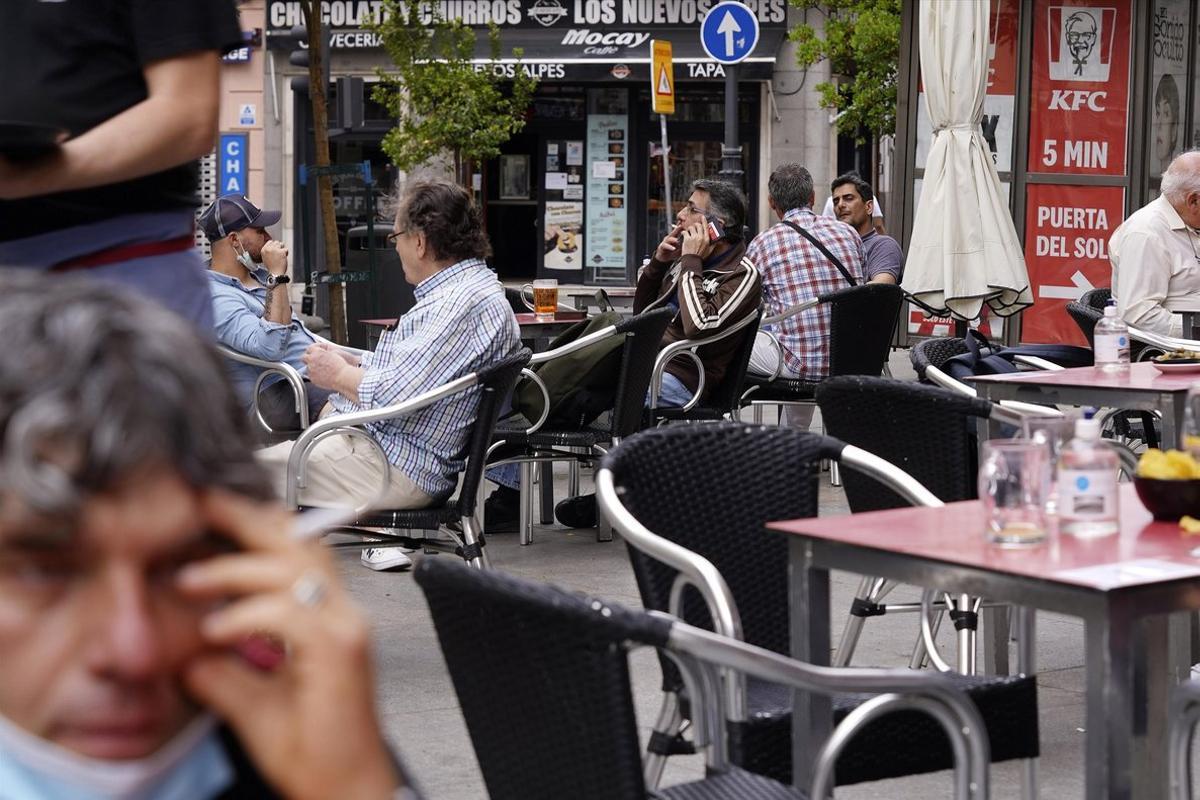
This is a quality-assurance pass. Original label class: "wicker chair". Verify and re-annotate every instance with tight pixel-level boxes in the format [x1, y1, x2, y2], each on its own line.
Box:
[648, 309, 762, 424]
[287, 349, 531, 568]
[741, 283, 903, 416]
[414, 558, 990, 800]
[597, 423, 1038, 793]
[910, 336, 970, 384]
[488, 309, 674, 544]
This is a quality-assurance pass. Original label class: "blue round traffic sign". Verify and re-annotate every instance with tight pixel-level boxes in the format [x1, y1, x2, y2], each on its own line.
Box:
[700, 1, 760, 65]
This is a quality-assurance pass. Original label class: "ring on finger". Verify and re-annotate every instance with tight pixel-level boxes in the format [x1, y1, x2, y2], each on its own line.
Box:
[291, 569, 328, 609]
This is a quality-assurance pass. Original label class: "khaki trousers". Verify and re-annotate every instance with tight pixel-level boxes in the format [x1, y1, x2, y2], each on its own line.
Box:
[257, 433, 433, 510]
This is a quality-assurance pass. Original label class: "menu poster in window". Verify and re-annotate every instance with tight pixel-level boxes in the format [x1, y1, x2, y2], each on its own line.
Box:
[1021, 184, 1123, 344]
[544, 202, 583, 271]
[586, 114, 628, 271]
[1027, 1, 1131, 176]
[1150, 0, 1187, 177]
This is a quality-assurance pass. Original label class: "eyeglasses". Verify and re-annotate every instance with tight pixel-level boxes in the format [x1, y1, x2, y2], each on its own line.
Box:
[684, 200, 710, 216]
[386, 229, 406, 244]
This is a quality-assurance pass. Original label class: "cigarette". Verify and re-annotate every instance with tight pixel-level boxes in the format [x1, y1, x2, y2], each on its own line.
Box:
[289, 506, 364, 541]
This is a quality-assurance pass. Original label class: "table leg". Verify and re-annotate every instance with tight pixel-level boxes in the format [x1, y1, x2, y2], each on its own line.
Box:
[1085, 608, 1142, 799]
[1161, 393, 1185, 451]
[790, 538, 831, 789]
[982, 605, 1010, 675]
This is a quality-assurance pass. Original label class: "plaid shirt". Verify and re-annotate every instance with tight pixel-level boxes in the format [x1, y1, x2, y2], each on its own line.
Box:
[330, 259, 519, 498]
[745, 207, 864, 379]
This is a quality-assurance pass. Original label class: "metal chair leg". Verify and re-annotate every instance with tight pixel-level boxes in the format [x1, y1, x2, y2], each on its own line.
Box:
[539, 462, 554, 524]
[568, 458, 580, 497]
[834, 576, 876, 667]
[459, 515, 490, 570]
[829, 459, 842, 487]
[643, 692, 685, 790]
[519, 461, 534, 546]
[910, 607, 944, 669]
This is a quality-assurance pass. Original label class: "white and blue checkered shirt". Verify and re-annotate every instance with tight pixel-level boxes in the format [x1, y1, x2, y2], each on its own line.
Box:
[330, 259, 519, 498]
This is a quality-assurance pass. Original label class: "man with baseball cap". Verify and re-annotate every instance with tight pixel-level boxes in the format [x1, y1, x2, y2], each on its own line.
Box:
[202, 194, 332, 432]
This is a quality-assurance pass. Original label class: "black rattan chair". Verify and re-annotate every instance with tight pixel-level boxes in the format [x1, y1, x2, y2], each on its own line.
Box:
[289, 349, 531, 568]
[742, 283, 903, 415]
[413, 558, 990, 800]
[648, 309, 762, 424]
[597, 423, 1037, 792]
[488, 309, 674, 544]
[910, 336, 971, 384]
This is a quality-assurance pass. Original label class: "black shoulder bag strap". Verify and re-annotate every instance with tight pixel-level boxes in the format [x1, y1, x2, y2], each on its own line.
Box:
[780, 220, 858, 287]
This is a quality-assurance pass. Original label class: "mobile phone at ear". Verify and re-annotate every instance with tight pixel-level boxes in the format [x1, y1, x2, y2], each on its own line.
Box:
[706, 218, 724, 242]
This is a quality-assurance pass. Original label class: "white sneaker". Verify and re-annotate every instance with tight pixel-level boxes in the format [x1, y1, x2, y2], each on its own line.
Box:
[360, 547, 413, 571]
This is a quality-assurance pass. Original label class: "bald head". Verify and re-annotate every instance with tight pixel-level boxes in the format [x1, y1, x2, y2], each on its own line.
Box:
[1161, 150, 1200, 227]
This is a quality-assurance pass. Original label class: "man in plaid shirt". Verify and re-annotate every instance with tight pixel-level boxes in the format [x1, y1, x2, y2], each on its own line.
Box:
[746, 163, 864, 427]
[258, 180, 519, 570]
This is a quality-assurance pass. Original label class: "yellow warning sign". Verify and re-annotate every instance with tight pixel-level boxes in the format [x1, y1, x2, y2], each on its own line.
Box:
[651, 39, 675, 115]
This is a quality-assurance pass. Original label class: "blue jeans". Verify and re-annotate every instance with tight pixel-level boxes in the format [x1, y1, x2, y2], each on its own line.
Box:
[487, 372, 696, 490]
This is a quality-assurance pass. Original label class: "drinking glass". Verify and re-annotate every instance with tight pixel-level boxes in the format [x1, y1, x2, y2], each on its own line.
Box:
[1021, 415, 1076, 515]
[521, 279, 558, 320]
[1183, 381, 1200, 456]
[978, 440, 1050, 546]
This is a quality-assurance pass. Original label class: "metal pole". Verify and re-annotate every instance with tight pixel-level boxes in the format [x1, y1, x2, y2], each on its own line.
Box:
[719, 64, 744, 188]
[660, 114, 672, 237]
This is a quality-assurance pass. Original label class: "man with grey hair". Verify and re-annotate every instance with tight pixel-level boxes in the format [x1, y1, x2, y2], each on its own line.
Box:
[745, 163, 864, 428]
[0, 272, 419, 799]
[1110, 150, 1200, 335]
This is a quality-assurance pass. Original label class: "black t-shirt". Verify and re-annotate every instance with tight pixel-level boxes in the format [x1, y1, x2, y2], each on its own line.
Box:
[0, 0, 242, 241]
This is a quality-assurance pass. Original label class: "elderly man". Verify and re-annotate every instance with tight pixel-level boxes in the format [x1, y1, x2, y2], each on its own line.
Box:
[0, 272, 417, 799]
[202, 194, 331, 431]
[1111, 151, 1200, 336]
[830, 172, 903, 285]
[258, 179, 520, 570]
[745, 164, 864, 430]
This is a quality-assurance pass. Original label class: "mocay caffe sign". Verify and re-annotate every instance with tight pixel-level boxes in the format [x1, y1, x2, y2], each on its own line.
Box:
[266, 0, 787, 31]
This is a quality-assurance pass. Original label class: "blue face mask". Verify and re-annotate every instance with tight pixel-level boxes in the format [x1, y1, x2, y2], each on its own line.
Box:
[0, 713, 234, 800]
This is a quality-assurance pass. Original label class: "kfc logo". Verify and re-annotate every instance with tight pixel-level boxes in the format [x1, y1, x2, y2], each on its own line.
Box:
[1048, 7, 1116, 81]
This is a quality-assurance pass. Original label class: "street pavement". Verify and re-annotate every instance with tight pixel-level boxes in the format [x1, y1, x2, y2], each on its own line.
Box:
[335, 351, 1094, 799]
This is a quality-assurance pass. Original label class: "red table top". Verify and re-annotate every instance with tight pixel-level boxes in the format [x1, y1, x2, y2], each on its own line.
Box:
[970, 362, 1200, 392]
[515, 311, 588, 325]
[769, 484, 1200, 591]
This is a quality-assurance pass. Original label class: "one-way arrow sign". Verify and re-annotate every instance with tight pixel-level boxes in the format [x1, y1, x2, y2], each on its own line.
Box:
[700, 1, 759, 65]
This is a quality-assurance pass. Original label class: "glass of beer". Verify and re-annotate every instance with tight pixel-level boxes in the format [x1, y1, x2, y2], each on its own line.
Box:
[978, 440, 1050, 547]
[522, 279, 558, 320]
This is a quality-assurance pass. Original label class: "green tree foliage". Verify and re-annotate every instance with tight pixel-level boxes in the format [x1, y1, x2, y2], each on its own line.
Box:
[370, 3, 537, 184]
[789, 0, 902, 140]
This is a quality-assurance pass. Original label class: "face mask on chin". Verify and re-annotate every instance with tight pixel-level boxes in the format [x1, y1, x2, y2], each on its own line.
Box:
[232, 239, 257, 271]
[0, 712, 233, 800]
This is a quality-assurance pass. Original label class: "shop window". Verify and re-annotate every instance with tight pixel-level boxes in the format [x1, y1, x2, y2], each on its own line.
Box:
[641, 86, 755, 124]
[1147, 0, 1188, 196]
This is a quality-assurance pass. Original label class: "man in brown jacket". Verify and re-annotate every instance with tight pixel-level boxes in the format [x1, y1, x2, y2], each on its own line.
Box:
[635, 177, 762, 407]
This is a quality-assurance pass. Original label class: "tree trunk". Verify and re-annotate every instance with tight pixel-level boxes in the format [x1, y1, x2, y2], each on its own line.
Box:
[302, 4, 348, 345]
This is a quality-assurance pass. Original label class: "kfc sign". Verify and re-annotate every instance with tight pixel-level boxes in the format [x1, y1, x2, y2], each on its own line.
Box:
[1028, 1, 1130, 176]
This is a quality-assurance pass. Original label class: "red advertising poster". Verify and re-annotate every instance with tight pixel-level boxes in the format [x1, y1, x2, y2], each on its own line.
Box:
[988, 0, 1020, 95]
[1022, 184, 1124, 344]
[1027, 0, 1131, 175]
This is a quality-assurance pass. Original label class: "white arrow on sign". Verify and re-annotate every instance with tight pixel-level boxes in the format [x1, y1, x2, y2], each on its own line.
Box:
[1037, 269, 1095, 300]
[716, 11, 741, 58]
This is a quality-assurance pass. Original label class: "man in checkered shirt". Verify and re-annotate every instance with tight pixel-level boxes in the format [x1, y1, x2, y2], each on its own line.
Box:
[257, 179, 520, 570]
[745, 163, 864, 428]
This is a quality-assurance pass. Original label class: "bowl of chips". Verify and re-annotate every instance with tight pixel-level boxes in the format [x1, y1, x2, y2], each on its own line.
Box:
[1134, 449, 1200, 521]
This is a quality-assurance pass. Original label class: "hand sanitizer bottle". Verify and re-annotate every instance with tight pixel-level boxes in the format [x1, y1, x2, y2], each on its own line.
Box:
[1093, 301, 1130, 373]
[1057, 409, 1119, 538]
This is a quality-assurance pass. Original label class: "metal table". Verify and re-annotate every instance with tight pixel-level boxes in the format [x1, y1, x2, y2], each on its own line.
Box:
[774, 484, 1200, 799]
[972, 362, 1197, 449]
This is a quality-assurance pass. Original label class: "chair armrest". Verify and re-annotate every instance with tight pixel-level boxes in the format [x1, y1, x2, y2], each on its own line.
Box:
[926, 364, 1064, 426]
[1128, 325, 1200, 355]
[1013, 354, 1064, 371]
[596, 469, 742, 641]
[514, 368, 550, 434]
[216, 344, 311, 431]
[528, 324, 619, 366]
[647, 311, 759, 411]
[284, 371, 480, 509]
[762, 296, 821, 326]
[837, 445, 944, 508]
[1170, 678, 1200, 799]
[662, 618, 990, 800]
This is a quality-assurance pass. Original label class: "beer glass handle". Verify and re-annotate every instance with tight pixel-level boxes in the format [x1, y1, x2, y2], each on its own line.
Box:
[519, 283, 536, 311]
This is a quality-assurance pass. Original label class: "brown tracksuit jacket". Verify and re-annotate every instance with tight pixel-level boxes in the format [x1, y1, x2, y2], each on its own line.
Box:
[633, 240, 762, 400]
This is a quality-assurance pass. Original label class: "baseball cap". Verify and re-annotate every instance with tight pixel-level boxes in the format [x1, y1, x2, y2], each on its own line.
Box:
[198, 195, 282, 243]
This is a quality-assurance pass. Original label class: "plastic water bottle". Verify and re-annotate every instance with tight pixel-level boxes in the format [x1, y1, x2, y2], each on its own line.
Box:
[1093, 301, 1130, 373]
[1056, 410, 1119, 538]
